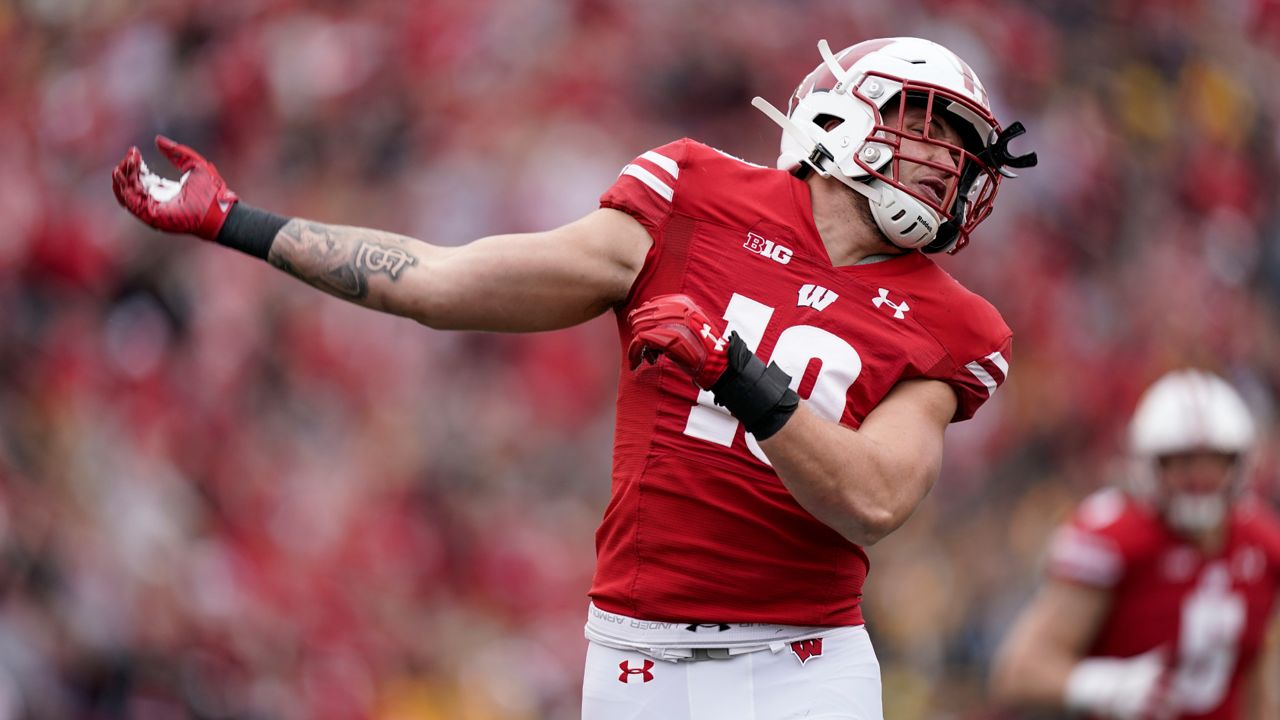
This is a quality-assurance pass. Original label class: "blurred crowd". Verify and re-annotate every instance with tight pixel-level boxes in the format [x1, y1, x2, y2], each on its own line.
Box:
[2, 0, 1280, 717]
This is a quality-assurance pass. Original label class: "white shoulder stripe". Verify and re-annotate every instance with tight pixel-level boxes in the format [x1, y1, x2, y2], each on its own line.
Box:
[966, 361, 998, 395]
[621, 164, 674, 202]
[640, 151, 679, 179]
[986, 350, 1009, 377]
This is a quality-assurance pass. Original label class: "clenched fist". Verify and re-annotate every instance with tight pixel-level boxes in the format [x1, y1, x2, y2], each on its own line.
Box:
[627, 293, 799, 439]
[627, 294, 732, 388]
[111, 136, 238, 240]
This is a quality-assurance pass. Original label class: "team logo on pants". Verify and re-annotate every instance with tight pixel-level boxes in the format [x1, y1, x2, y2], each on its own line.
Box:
[619, 659, 655, 683]
[790, 638, 824, 665]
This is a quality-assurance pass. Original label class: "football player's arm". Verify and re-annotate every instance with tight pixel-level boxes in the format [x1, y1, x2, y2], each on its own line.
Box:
[111, 137, 651, 331]
[266, 209, 650, 331]
[624, 300, 976, 546]
[1245, 608, 1280, 719]
[756, 378, 954, 546]
[988, 578, 1112, 708]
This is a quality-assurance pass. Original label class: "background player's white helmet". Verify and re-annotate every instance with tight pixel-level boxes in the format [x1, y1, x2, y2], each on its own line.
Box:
[753, 38, 1036, 254]
[1127, 369, 1257, 533]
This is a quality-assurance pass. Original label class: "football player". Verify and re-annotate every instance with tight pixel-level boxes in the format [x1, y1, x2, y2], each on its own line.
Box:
[113, 38, 1035, 720]
[990, 369, 1280, 720]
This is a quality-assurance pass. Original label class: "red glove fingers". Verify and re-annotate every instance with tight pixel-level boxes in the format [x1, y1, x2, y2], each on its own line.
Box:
[156, 135, 202, 172]
[110, 135, 239, 241]
[628, 294, 800, 439]
[626, 294, 731, 388]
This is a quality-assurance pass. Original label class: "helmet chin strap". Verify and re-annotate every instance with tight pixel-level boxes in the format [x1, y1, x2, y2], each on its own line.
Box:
[1166, 493, 1227, 535]
[816, 39, 854, 93]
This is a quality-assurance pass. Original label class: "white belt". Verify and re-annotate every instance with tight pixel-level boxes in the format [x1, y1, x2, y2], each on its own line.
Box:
[584, 602, 834, 661]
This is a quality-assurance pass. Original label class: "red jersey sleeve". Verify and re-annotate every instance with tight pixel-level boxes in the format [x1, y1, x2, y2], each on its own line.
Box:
[599, 139, 691, 235]
[1046, 489, 1139, 588]
[1238, 500, 1280, 582]
[945, 332, 1012, 422]
[917, 288, 1010, 422]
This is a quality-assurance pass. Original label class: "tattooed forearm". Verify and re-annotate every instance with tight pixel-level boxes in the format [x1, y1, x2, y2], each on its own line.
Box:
[354, 241, 418, 279]
[268, 220, 421, 303]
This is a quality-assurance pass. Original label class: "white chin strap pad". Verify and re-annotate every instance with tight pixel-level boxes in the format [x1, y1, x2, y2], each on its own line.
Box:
[1167, 493, 1228, 533]
[867, 179, 941, 249]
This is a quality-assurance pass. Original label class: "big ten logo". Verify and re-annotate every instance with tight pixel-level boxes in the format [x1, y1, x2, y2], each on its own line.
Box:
[743, 232, 793, 265]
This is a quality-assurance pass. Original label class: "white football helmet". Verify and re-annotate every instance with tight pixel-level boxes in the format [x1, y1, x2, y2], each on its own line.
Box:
[1127, 369, 1257, 533]
[753, 37, 1036, 253]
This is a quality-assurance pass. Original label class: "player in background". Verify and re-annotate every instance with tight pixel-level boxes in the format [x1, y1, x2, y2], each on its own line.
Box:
[990, 369, 1280, 720]
[113, 38, 1034, 720]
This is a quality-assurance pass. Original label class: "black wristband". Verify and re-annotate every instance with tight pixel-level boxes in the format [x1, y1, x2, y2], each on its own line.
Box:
[709, 332, 800, 440]
[215, 203, 291, 260]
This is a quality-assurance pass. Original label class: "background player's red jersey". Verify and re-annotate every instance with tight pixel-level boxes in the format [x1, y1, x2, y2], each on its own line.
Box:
[590, 139, 1012, 626]
[1049, 489, 1280, 719]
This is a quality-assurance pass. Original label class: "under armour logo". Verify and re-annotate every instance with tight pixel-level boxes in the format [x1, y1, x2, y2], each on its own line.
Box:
[685, 623, 731, 632]
[700, 323, 727, 352]
[790, 638, 824, 665]
[872, 288, 910, 319]
[798, 284, 839, 311]
[618, 659, 655, 683]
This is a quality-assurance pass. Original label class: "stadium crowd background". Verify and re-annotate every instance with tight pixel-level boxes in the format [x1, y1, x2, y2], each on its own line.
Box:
[2, 0, 1280, 717]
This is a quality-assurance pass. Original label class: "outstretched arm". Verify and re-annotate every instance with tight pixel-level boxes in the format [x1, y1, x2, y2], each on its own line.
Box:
[265, 209, 650, 332]
[112, 136, 652, 332]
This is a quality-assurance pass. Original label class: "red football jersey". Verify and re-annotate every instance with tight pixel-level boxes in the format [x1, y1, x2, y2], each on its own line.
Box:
[1049, 489, 1280, 719]
[590, 139, 1012, 626]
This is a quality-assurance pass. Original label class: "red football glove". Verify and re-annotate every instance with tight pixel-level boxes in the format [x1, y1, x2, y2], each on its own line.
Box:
[626, 294, 731, 388]
[111, 135, 238, 241]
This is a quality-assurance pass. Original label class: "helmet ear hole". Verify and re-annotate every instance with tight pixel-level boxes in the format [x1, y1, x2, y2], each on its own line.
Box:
[813, 114, 844, 131]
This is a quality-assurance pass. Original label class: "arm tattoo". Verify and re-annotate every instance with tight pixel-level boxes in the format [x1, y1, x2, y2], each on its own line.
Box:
[269, 221, 419, 301]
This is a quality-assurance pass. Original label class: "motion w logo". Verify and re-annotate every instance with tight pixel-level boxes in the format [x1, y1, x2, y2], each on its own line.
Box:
[798, 284, 839, 311]
[618, 659, 655, 683]
[789, 638, 824, 665]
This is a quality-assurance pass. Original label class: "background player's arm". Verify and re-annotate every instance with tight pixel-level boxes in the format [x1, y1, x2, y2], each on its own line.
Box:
[757, 378, 955, 546]
[267, 208, 651, 331]
[1245, 608, 1280, 719]
[988, 578, 1111, 708]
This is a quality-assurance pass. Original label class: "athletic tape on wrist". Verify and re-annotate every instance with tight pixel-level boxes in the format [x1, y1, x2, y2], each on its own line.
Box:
[710, 333, 800, 440]
[215, 203, 290, 260]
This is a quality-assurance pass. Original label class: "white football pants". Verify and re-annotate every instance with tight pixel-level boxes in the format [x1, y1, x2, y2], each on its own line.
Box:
[581, 625, 883, 720]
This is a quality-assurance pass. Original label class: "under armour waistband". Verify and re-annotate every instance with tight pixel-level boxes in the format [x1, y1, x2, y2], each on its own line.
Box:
[584, 602, 839, 654]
